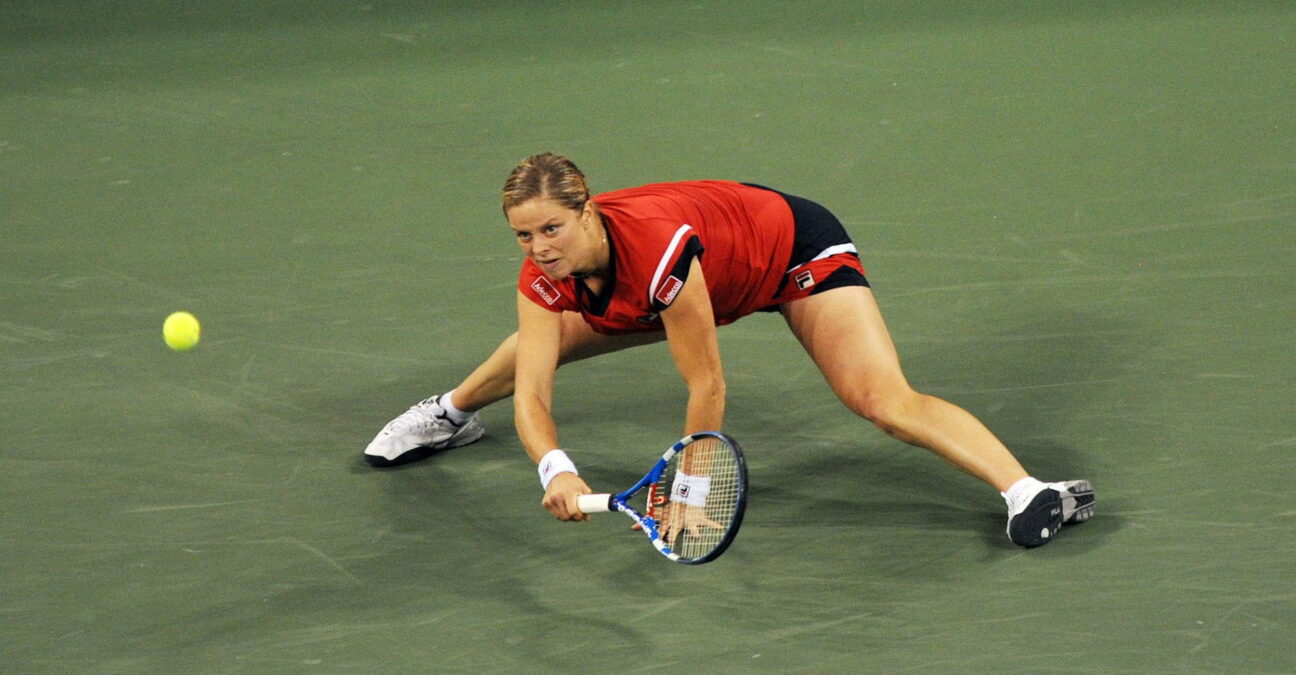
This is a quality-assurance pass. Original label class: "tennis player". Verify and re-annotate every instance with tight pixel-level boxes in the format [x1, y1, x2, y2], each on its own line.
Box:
[364, 153, 1094, 548]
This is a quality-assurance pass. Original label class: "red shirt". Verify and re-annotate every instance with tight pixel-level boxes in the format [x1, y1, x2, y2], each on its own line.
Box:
[518, 181, 795, 335]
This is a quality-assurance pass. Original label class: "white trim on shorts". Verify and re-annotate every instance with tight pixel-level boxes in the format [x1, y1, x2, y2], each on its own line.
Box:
[787, 243, 858, 273]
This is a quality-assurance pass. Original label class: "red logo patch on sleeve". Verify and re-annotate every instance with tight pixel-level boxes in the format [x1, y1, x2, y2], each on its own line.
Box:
[531, 277, 560, 305]
[655, 275, 684, 306]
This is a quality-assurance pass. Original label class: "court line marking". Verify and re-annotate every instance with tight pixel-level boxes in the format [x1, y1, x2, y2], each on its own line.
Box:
[123, 500, 262, 513]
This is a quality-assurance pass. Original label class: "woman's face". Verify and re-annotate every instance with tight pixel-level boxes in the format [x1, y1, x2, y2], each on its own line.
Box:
[507, 197, 602, 280]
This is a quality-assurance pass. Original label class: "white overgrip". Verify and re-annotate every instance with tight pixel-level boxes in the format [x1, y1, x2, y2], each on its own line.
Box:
[576, 493, 613, 513]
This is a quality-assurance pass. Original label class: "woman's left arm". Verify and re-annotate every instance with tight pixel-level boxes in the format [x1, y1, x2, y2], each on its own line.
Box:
[659, 257, 725, 434]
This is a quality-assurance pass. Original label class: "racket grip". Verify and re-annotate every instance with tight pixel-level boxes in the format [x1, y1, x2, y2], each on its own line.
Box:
[577, 493, 613, 513]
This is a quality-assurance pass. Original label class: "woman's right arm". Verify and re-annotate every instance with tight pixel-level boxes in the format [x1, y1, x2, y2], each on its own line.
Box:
[514, 290, 591, 520]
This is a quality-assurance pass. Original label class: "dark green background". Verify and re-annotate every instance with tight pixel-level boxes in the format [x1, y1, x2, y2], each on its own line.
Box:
[3, 1, 1293, 671]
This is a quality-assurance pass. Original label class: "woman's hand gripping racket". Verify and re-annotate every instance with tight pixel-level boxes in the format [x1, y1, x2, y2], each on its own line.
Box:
[576, 431, 748, 565]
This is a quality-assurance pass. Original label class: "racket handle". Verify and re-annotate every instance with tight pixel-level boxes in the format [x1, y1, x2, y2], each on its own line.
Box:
[577, 493, 613, 514]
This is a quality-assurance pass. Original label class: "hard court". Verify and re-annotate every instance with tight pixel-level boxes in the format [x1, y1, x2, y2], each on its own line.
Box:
[2, 1, 1293, 672]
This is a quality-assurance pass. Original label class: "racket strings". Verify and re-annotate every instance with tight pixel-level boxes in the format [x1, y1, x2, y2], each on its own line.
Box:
[662, 436, 742, 559]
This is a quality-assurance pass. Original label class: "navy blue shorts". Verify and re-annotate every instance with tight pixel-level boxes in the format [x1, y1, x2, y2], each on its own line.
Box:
[745, 185, 869, 309]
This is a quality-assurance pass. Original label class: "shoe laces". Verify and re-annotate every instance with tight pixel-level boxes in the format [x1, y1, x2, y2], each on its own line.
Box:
[387, 396, 449, 434]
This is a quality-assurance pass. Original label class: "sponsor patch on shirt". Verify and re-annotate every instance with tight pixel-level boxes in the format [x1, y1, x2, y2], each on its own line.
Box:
[655, 275, 684, 306]
[531, 277, 560, 305]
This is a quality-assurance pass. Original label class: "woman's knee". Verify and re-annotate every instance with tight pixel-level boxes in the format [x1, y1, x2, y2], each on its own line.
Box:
[842, 385, 922, 439]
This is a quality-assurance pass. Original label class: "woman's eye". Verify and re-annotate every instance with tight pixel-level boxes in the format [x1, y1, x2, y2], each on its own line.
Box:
[543, 225, 558, 235]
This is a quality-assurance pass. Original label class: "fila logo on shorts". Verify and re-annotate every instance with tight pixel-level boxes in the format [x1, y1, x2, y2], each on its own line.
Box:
[531, 277, 560, 305]
[782, 243, 860, 297]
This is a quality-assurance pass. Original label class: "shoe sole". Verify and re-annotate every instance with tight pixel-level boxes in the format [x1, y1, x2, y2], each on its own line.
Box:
[1007, 488, 1063, 548]
[1057, 479, 1095, 524]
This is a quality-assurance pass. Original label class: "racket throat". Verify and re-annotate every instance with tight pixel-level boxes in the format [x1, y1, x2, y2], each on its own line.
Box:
[647, 483, 668, 520]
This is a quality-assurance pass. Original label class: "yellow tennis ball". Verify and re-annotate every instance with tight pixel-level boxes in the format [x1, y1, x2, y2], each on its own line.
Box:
[163, 311, 201, 351]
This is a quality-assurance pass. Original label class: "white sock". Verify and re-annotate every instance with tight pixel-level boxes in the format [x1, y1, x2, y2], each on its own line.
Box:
[1001, 476, 1048, 514]
[440, 389, 474, 425]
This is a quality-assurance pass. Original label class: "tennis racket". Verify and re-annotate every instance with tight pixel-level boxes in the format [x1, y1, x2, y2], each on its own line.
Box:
[576, 431, 748, 565]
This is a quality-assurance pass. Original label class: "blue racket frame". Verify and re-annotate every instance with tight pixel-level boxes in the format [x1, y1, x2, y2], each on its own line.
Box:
[599, 431, 748, 565]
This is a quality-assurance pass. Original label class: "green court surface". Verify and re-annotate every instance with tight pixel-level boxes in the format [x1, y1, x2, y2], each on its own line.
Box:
[3, 1, 1294, 672]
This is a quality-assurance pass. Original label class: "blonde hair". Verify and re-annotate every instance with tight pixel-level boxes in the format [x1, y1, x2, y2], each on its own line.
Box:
[501, 153, 590, 214]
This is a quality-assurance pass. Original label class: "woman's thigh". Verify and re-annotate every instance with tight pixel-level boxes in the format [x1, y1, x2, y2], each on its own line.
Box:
[778, 286, 912, 399]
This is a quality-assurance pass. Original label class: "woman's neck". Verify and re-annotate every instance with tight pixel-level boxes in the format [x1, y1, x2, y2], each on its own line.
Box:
[579, 212, 612, 293]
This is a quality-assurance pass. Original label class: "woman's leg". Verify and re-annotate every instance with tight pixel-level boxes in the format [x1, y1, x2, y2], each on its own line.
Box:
[779, 286, 1028, 491]
[451, 311, 665, 411]
[364, 313, 664, 466]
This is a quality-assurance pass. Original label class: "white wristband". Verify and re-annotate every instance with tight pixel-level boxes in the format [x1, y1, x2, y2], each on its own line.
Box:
[670, 471, 711, 507]
[538, 449, 578, 490]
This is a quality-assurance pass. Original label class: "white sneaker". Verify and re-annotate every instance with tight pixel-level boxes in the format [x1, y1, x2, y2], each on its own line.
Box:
[1005, 479, 1096, 548]
[363, 394, 485, 467]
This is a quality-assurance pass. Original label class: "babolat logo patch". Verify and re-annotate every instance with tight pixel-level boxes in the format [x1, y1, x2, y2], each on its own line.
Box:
[795, 269, 815, 290]
[655, 275, 684, 305]
[531, 277, 560, 305]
